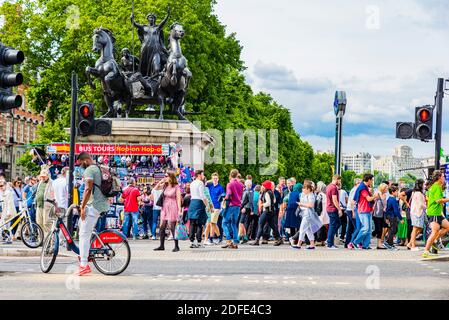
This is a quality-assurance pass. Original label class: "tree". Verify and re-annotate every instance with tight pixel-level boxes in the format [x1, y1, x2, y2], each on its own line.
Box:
[311, 153, 334, 184]
[2, 0, 328, 182]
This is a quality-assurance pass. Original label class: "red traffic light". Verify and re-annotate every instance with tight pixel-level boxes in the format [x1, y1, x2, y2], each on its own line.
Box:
[418, 109, 431, 122]
[79, 104, 93, 118]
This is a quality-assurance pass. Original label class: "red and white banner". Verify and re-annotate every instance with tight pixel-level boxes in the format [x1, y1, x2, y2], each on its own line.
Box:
[47, 143, 169, 155]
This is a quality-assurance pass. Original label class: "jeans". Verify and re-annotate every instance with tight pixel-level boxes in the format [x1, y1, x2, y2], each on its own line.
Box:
[141, 206, 153, 235]
[79, 205, 100, 267]
[351, 208, 361, 244]
[353, 212, 372, 248]
[327, 211, 341, 247]
[386, 217, 398, 246]
[122, 211, 140, 238]
[256, 211, 280, 241]
[151, 209, 160, 237]
[222, 206, 240, 244]
[345, 210, 356, 247]
[189, 219, 203, 243]
[28, 205, 36, 224]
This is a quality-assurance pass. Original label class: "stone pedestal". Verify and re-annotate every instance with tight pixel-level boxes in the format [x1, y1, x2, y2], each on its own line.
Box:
[73, 119, 212, 170]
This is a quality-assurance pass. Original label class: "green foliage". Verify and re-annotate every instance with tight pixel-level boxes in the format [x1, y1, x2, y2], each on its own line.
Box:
[341, 170, 361, 191]
[399, 173, 417, 189]
[311, 153, 334, 184]
[2, 0, 331, 183]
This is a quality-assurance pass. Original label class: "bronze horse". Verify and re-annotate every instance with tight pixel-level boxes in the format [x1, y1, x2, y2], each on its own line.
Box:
[85, 25, 190, 120]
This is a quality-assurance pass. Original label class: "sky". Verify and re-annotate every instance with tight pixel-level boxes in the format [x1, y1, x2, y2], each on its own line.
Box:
[214, 0, 449, 158]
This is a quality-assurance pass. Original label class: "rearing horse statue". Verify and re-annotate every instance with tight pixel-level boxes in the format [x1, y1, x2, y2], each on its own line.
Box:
[86, 28, 131, 118]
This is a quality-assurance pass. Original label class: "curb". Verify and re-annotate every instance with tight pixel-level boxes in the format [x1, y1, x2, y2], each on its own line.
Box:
[0, 248, 41, 257]
[0, 248, 73, 258]
[424, 254, 449, 262]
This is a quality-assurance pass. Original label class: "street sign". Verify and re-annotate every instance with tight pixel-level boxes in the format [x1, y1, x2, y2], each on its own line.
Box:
[334, 91, 347, 116]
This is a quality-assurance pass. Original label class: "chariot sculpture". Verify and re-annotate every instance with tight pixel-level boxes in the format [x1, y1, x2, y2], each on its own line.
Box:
[86, 7, 191, 120]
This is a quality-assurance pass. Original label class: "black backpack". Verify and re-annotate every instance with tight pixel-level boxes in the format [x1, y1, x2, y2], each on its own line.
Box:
[93, 165, 121, 198]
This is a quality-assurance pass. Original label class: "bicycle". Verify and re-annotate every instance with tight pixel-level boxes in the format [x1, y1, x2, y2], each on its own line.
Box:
[0, 200, 43, 248]
[40, 204, 131, 276]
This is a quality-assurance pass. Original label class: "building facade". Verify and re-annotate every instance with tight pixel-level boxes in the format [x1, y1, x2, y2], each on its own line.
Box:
[0, 86, 44, 179]
[374, 145, 425, 181]
[342, 152, 374, 175]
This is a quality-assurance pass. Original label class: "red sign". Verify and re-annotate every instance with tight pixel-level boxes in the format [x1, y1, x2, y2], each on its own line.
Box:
[47, 143, 168, 155]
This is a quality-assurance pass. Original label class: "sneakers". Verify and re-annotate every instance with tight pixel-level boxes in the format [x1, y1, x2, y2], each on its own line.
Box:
[306, 246, 316, 250]
[376, 245, 387, 250]
[356, 244, 363, 250]
[289, 238, 297, 247]
[74, 265, 92, 276]
[190, 242, 198, 249]
[273, 239, 284, 246]
[151, 236, 156, 240]
[328, 245, 339, 250]
[347, 243, 355, 250]
[213, 238, 221, 245]
[411, 247, 421, 252]
[204, 240, 214, 246]
[422, 251, 438, 258]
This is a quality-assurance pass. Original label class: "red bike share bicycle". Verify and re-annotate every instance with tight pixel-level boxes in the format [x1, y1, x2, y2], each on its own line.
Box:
[40, 204, 131, 275]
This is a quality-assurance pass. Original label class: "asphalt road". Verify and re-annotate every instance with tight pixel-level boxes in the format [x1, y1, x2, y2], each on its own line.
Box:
[0, 240, 448, 300]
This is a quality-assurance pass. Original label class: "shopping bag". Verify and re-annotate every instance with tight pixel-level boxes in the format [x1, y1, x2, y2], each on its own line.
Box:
[175, 223, 189, 241]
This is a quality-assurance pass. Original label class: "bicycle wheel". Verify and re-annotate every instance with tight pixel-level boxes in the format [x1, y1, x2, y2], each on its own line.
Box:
[21, 222, 43, 248]
[92, 239, 131, 276]
[40, 232, 59, 273]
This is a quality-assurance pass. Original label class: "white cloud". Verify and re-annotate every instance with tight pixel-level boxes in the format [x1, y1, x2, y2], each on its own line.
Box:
[215, 0, 449, 157]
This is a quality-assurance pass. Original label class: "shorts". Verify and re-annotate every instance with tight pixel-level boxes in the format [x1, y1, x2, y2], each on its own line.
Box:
[428, 216, 445, 227]
[210, 209, 220, 224]
[239, 211, 248, 224]
[411, 214, 425, 229]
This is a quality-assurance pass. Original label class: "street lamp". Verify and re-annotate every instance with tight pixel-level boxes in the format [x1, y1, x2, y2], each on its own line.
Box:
[334, 91, 347, 176]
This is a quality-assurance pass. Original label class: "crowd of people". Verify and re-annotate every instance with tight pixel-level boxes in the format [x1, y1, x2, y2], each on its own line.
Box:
[1, 152, 449, 261]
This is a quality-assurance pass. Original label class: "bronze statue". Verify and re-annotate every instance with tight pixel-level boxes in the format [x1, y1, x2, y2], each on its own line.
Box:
[131, 7, 170, 78]
[120, 48, 139, 73]
[85, 8, 191, 120]
[86, 28, 131, 118]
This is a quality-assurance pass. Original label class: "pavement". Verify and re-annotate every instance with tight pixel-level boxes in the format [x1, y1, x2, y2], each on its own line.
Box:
[0, 239, 448, 300]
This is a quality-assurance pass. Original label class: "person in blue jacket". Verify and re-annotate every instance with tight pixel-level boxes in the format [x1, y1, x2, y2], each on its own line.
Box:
[385, 186, 401, 250]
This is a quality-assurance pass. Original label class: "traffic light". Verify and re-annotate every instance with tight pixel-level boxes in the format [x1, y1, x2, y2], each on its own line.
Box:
[77, 102, 112, 136]
[396, 122, 414, 139]
[0, 43, 24, 112]
[77, 103, 95, 136]
[414, 106, 433, 141]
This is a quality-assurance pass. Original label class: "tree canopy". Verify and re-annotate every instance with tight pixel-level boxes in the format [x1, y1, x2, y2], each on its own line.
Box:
[2, 0, 331, 183]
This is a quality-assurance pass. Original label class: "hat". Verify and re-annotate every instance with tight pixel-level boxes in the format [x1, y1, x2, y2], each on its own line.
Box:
[262, 180, 273, 190]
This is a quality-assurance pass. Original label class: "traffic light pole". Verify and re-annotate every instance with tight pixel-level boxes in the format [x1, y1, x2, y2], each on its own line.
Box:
[68, 72, 77, 205]
[434, 78, 444, 170]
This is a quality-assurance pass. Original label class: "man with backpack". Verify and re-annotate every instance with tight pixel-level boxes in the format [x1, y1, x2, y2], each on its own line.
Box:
[76, 152, 112, 276]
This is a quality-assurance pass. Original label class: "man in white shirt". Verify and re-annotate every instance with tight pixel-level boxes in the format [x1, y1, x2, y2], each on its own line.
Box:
[187, 170, 209, 248]
[339, 185, 349, 242]
[52, 167, 69, 223]
[345, 178, 361, 248]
